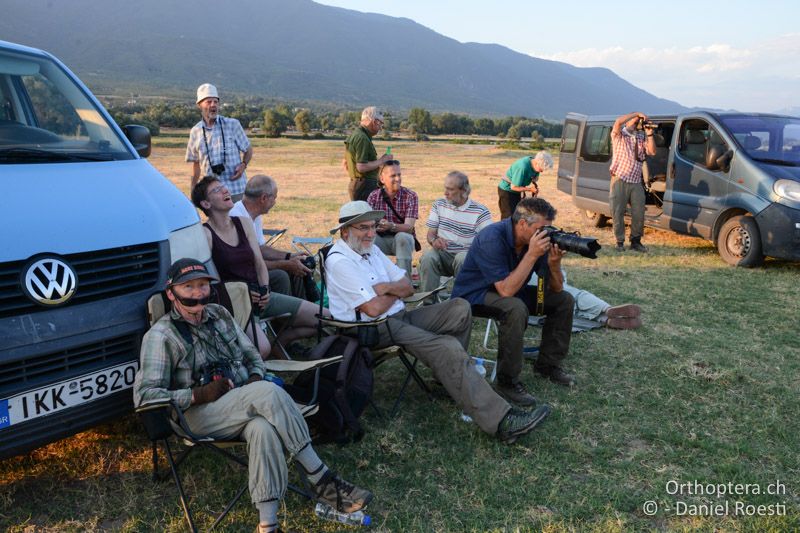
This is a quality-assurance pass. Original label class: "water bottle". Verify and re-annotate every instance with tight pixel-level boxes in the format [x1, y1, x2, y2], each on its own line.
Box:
[461, 358, 487, 423]
[314, 502, 371, 526]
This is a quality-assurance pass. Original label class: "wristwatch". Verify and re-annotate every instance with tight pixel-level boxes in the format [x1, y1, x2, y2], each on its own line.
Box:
[285, 252, 291, 260]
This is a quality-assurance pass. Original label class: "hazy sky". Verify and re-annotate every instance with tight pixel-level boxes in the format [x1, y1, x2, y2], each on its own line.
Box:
[317, 0, 799, 112]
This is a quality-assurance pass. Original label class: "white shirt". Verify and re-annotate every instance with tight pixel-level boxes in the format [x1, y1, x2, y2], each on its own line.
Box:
[230, 200, 265, 246]
[325, 238, 406, 321]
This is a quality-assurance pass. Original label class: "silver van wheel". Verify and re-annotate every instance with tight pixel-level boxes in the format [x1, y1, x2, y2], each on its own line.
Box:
[717, 215, 763, 267]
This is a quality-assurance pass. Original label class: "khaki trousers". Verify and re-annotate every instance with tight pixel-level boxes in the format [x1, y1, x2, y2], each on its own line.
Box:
[377, 298, 510, 434]
[419, 248, 467, 293]
[184, 381, 311, 504]
[609, 175, 645, 243]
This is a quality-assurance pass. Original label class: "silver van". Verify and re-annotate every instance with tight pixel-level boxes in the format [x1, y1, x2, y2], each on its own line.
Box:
[0, 40, 210, 457]
[557, 111, 800, 266]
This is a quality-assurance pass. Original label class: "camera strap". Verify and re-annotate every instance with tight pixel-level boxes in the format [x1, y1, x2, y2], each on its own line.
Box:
[202, 116, 227, 168]
[534, 263, 547, 316]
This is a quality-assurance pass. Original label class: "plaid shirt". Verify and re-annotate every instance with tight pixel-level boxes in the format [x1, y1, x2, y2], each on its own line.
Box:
[367, 186, 419, 224]
[133, 304, 264, 410]
[610, 127, 646, 183]
[186, 116, 251, 196]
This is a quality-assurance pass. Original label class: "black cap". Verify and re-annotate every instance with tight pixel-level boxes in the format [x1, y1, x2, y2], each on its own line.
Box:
[166, 258, 218, 287]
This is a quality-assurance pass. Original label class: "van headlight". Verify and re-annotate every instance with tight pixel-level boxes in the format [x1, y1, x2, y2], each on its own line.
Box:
[774, 179, 800, 202]
[168, 223, 211, 263]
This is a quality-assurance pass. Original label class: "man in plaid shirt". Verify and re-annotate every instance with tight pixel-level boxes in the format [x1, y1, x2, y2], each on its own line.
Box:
[366, 160, 419, 278]
[609, 112, 656, 252]
[186, 83, 253, 202]
[134, 258, 372, 532]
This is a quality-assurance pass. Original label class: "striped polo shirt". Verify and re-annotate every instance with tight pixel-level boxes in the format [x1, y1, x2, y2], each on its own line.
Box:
[426, 198, 492, 253]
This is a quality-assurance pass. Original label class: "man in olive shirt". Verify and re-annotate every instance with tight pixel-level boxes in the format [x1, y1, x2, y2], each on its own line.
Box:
[344, 106, 394, 201]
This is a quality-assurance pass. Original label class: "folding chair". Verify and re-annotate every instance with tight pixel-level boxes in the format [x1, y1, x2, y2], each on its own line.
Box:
[315, 243, 450, 418]
[137, 283, 341, 532]
[262, 228, 287, 247]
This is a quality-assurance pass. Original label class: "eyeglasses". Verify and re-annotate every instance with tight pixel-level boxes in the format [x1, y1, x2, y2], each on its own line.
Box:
[209, 184, 227, 195]
[351, 222, 377, 232]
[383, 160, 400, 166]
[374, 119, 384, 126]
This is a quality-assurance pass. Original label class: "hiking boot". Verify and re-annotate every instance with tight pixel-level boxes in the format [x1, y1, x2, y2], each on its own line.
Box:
[630, 240, 648, 252]
[534, 365, 576, 387]
[615, 242, 625, 252]
[497, 405, 551, 444]
[606, 316, 643, 329]
[495, 379, 537, 407]
[313, 470, 373, 513]
[606, 303, 641, 319]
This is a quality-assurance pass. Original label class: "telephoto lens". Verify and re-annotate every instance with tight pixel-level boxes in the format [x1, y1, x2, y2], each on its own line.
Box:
[541, 225, 601, 259]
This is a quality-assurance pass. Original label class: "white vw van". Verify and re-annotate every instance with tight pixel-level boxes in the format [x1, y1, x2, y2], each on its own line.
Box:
[0, 40, 210, 457]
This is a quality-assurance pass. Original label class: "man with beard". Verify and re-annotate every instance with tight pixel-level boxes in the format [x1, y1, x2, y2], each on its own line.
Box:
[419, 171, 492, 303]
[187, 83, 253, 203]
[323, 201, 551, 444]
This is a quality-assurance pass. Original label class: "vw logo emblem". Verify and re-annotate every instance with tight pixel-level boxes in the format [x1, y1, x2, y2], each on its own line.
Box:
[21, 257, 78, 306]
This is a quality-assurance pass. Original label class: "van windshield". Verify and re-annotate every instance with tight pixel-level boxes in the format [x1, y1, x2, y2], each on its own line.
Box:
[0, 48, 134, 164]
[718, 114, 800, 167]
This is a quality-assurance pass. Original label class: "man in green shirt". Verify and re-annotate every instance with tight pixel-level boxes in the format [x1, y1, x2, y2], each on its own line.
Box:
[497, 151, 554, 219]
[344, 106, 394, 201]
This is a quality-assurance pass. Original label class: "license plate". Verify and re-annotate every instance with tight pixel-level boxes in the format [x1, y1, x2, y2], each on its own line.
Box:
[0, 361, 138, 429]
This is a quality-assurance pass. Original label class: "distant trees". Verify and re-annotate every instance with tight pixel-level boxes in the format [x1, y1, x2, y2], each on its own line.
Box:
[103, 99, 562, 140]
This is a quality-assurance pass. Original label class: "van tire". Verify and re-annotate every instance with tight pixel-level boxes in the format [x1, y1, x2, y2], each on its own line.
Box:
[581, 210, 609, 228]
[717, 215, 763, 267]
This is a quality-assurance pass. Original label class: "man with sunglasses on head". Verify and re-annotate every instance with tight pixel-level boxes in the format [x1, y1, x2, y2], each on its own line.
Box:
[187, 83, 253, 203]
[366, 159, 418, 278]
[343, 106, 394, 202]
[134, 258, 373, 533]
[324, 201, 552, 445]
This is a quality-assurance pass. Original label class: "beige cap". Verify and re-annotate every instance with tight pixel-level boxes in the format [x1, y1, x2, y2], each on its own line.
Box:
[196, 83, 219, 104]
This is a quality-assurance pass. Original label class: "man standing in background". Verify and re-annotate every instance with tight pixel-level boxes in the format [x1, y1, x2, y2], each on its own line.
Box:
[344, 106, 394, 201]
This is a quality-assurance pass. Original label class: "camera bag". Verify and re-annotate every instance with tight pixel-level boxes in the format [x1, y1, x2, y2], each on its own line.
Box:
[287, 334, 374, 445]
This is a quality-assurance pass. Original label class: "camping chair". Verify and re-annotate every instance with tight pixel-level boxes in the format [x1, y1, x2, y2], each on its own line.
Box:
[262, 228, 287, 247]
[136, 282, 342, 532]
[315, 243, 448, 418]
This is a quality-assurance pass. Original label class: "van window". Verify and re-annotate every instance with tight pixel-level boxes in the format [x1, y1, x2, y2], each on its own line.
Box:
[678, 119, 729, 170]
[718, 114, 800, 166]
[581, 124, 610, 162]
[0, 49, 133, 163]
[561, 121, 579, 153]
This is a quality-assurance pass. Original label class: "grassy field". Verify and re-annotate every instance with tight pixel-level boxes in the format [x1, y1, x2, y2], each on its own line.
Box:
[2, 137, 799, 532]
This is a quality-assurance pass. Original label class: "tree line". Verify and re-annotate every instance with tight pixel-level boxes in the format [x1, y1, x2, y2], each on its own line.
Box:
[107, 100, 561, 140]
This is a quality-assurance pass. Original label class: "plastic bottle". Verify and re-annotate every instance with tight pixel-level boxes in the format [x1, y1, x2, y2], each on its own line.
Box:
[314, 502, 371, 526]
[385, 146, 392, 155]
[461, 358, 487, 423]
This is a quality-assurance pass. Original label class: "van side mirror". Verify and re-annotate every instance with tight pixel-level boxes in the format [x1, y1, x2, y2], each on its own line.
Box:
[706, 145, 732, 172]
[122, 124, 151, 158]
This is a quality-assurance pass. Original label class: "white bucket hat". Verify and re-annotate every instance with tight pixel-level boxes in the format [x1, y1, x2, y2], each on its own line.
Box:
[330, 201, 384, 234]
[196, 83, 219, 104]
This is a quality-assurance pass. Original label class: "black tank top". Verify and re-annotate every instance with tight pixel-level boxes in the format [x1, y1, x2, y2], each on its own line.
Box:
[205, 217, 258, 284]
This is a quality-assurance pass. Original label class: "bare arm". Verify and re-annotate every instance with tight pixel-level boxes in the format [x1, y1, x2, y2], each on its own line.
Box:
[645, 132, 657, 157]
[373, 277, 414, 298]
[427, 228, 447, 250]
[546, 246, 566, 293]
[357, 295, 400, 318]
[378, 217, 417, 234]
[613, 112, 645, 135]
[190, 161, 201, 190]
[355, 152, 394, 173]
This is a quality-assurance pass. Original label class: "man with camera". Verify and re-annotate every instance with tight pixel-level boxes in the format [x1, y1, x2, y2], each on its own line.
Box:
[325, 201, 551, 444]
[453, 198, 575, 402]
[609, 112, 657, 252]
[230, 174, 319, 301]
[134, 258, 372, 533]
[344, 107, 394, 202]
[187, 83, 253, 203]
[366, 160, 419, 278]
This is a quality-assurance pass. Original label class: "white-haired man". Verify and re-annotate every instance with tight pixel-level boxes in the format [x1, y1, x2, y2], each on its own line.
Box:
[420, 171, 492, 302]
[187, 83, 253, 203]
[229, 174, 314, 298]
[497, 151, 554, 219]
[344, 106, 394, 202]
[324, 201, 551, 444]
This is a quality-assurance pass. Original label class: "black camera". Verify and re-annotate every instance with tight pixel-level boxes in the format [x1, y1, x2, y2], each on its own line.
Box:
[540, 225, 601, 259]
[199, 360, 235, 386]
[637, 119, 657, 130]
[211, 163, 225, 175]
[299, 255, 320, 303]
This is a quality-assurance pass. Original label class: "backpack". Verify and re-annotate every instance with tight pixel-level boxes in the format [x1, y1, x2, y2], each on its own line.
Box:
[286, 335, 374, 445]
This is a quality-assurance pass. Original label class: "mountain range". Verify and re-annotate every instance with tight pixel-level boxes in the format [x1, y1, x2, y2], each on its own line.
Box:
[1, 0, 687, 119]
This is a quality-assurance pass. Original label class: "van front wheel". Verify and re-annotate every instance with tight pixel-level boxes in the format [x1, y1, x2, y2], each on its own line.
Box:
[581, 210, 609, 228]
[717, 215, 763, 267]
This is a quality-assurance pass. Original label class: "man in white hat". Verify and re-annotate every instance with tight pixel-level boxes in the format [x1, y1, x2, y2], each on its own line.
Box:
[343, 106, 394, 202]
[324, 201, 552, 444]
[186, 83, 253, 202]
